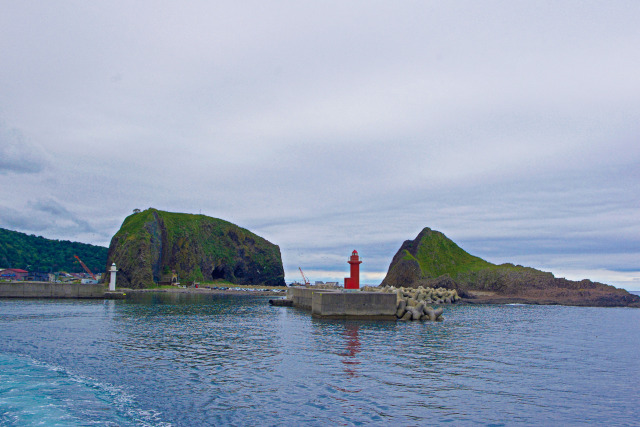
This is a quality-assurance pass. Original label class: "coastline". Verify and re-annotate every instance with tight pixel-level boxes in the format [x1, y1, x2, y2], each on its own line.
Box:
[2, 282, 637, 307]
[460, 290, 640, 307]
[125, 287, 640, 307]
[123, 287, 287, 297]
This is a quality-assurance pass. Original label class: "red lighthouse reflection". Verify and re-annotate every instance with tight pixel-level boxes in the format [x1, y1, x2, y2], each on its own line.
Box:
[340, 323, 361, 378]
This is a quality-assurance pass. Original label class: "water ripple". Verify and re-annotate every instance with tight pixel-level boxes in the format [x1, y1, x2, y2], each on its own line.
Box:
[0, 296, 639, 425]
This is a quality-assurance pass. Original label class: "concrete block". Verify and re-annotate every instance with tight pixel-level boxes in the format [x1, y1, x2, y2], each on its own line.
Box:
[311, 291, 396, 319]
[79, 284, 104, 298]
[0, 283, 23, 297]
[55, 283, 77, 298]
[0, 282, 105, 298]
[287, 287, 339, 310]
[23, 282, 52, 298]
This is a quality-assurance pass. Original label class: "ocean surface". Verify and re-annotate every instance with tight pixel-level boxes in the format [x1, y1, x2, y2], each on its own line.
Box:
[1, 293, 639, 426]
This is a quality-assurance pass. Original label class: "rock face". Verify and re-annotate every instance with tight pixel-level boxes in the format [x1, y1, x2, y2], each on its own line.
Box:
[105, 209, 285, 288]
[381, 227, 640, 308]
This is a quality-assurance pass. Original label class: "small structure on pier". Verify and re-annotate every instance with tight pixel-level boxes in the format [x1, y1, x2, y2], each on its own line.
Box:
[109, 263, 117, 291]
[344, 250, 362, 290]
[278, 250, 396, 319]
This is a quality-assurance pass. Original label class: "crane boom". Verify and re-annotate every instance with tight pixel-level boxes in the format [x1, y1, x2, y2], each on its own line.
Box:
[298, 267, 310, 286]
[74, 255, 97, 281]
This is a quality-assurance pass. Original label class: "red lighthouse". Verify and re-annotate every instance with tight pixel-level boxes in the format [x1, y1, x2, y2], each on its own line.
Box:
[344, 250, 362, 290]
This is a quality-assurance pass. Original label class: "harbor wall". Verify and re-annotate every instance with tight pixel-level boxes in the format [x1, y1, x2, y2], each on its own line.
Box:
[287, 286, 396, 319]
[287, 287, 339, 309]
[312, 291, 396, 319]
[0, 282, 105, 298]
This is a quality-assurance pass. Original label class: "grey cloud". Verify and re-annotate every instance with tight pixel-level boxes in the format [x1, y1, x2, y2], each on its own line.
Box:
[0, 199, 96, 238]
[0, 206, 50, 232]
[28, 198, 95, 234]
[0, 200, 111, 251]
[1, 2, 639, 289]
[267, 157, 640, 281]
[0, 198, 99, 241]
[0, 125, 49, 175]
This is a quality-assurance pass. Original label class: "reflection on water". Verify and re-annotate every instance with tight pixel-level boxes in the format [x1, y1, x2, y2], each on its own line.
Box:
[339, 323, 361, 378]
[102, 299, 115, 320]
[113, 293, 282, 370]
[0, 296, 639, 425]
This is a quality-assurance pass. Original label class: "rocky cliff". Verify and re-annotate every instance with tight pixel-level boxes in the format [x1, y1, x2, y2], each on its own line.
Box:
[381, 227, 640, 307]
[105, 209, 285, 288]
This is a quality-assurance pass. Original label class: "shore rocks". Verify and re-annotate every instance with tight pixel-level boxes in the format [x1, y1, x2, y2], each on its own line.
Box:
[362, 285, 459, 321]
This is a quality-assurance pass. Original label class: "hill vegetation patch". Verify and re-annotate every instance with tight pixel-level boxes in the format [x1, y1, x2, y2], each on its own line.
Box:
[0, 228, 107, 273]
[105, 208, 285, 289]
[381, 227, 640, 307]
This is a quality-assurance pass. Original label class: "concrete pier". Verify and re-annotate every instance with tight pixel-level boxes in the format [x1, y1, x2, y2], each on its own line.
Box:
[287, 287, 340, 310]
[287, 287, 396, 319]
[0, 282, 105, 298]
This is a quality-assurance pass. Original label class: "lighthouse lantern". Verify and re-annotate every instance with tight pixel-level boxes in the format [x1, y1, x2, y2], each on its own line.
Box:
[344, 250, 362, 290]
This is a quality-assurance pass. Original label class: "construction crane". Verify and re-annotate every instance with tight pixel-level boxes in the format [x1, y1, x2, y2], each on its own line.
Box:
[74, 255, 97, 281]
[299, 267, 310, 286]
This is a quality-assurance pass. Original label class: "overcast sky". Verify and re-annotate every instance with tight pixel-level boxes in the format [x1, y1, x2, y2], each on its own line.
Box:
[1, 1, 639, 290]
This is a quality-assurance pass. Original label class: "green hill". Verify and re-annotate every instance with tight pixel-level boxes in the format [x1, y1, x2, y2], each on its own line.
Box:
[105, 208, 285, 288]
[381, 227, 640, 307]
[399, 228, 492, 277]
[0, 227, 108, 273]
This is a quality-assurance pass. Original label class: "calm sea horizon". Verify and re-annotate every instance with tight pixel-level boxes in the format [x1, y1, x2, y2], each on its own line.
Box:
[1, 293, 639, 425]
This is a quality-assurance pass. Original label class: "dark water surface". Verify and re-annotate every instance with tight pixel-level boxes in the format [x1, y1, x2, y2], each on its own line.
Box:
[0, 294, 638, 426]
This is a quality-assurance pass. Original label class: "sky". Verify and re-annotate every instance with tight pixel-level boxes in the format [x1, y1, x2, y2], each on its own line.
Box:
[1, 1, 639, 290]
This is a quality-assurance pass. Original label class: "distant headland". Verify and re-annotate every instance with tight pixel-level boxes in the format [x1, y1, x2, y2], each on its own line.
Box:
[381, 227, 640, 307]
[105, 208, 285, 288]
[1, 211, 638, 307]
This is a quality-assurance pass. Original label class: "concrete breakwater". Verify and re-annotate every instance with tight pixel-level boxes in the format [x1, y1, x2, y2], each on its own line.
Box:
[283, 285, 459, 320]
[287, 287, 397, 319]
[362, 286, 461, 321]
[0, 282, 105, 298]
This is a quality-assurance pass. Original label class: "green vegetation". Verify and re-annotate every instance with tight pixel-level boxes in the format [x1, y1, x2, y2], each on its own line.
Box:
[383, 227, 555, 292]
[407, 229, 492, 277]
[384, 230, 639, 306]
[0, 227, 107, 273]
[107, 208, 285, 289]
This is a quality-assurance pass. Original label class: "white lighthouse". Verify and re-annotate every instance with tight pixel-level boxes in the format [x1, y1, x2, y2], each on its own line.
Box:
[109, 263, 117, 291]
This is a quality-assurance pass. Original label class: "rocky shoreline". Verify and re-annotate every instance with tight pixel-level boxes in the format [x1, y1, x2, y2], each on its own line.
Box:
[460, 290, 640, 307]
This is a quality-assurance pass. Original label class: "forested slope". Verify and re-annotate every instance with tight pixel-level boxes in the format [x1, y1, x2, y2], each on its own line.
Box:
[0, 227, 107, 273]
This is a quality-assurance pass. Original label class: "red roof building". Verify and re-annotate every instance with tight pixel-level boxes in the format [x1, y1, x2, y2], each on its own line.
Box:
[0, 269, 29, 281]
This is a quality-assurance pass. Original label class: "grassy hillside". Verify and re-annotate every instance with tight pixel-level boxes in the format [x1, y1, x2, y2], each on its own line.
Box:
[401, 229, 492, 277]
[0, 227, 107, 273]
[384, 228, 551, 288]
[381, 227, 639, 307]
[106, 208, 285, 288]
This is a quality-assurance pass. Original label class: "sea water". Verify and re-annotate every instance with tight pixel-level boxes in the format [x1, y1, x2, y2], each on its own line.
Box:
[0, 294, 638, 426]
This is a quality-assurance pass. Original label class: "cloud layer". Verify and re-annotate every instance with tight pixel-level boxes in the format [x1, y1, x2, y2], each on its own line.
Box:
[1, 1, 639, 289]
